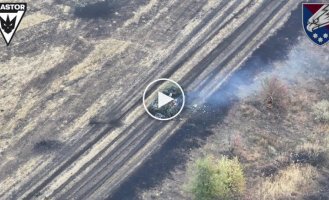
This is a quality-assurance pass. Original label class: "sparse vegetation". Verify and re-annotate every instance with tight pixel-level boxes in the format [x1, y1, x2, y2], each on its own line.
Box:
[187, 156, 245, 200]
[229, 134, 243, 156]
[141, 25, 329, 200]
[255, 164, 318, 200]
[290, 143, 328, 167]
[260, 77, 289, 110]
[312, 100, 329, 123]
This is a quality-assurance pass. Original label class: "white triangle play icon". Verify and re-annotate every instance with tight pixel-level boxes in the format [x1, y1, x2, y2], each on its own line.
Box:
[158, 92, 174, 109]
[0, 3, 27, 46]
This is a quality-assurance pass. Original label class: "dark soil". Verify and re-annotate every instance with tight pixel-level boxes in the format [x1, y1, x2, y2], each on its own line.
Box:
[110, 7, 303, 200]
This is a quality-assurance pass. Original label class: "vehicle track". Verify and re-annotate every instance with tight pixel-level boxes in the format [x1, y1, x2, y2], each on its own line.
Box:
[10, 1, 234, 199]
[0, 1, 299, 199]
[36, 1, 295, 199]
[18, 2, 251, 198]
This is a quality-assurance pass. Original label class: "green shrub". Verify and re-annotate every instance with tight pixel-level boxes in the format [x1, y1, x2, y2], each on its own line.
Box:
[188, 157, 216, 200]
[312, 100, 329, 123]
[187, 156, 246, 200]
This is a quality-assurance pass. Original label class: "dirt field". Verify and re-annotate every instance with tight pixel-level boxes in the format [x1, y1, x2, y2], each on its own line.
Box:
[0, 0, 301, 199]
[137, 35, 329, 200]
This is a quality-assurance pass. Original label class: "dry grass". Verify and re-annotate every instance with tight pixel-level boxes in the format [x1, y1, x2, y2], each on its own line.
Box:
[260, 77, 289, 111]
[18, 13, 53, 30]
[290, 142, 328, 167]
[123, 0, 159, 27]
[255, 164, 318, 200]
[312, 100, 329, 123]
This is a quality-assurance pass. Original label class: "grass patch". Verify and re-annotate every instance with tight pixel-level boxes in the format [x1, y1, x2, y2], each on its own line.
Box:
[255, 164, 318, 199]
[290, 143, 328, 167]
[312, 100, 329, 123]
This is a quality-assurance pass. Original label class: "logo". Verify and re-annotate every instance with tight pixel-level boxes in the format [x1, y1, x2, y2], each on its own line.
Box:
[0, 3, 26, 46]
[303, 3, 329, 46]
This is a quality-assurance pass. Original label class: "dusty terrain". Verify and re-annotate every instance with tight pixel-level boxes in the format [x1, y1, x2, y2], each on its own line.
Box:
[138, 35, 329, 199]
[0, 0, 301, 199]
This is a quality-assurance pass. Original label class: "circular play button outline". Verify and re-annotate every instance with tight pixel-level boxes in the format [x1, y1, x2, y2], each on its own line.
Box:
[143, 78, 185, 121]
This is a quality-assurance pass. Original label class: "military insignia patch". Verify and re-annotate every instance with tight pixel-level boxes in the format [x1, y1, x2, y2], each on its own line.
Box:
[0, 3, 26, 46]
[303, 3, 329, 46]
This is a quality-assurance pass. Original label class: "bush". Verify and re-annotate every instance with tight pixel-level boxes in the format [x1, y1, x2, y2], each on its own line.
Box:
[188, 157, 216, 200]
[187, 156, 246, 200]
[260, 77, 289, 110]
[312, 100, 329, 123]
[255, 164, 318, 199]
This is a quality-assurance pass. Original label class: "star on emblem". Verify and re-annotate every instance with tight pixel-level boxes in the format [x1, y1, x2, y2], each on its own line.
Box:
[313, 33, 318, 38]
[318, 37, 323, 43]
[324, 34, 328, 39]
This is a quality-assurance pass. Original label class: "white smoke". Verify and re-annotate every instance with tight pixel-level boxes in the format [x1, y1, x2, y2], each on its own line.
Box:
[237, 37, 329, 100]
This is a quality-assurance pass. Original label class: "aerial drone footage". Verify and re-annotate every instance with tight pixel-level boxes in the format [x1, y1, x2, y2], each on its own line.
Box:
[0, 0, 328, 200]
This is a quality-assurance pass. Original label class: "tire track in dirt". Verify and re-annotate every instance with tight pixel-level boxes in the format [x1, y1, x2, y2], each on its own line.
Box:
[9, 1, 231, 198]
[16, 1, 254, 198]
[34, 1, 295, 199]
[1, 0, 298, 199]
[82, 1, 298, 199]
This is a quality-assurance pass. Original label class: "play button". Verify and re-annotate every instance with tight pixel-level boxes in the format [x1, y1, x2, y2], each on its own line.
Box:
[158, 92, 174, 109]
[143, 78, 185, 121]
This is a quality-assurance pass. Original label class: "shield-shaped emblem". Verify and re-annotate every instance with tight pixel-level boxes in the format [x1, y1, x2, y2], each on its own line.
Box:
[0, 3, 26, 46]
[303, 3, 329, 46]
